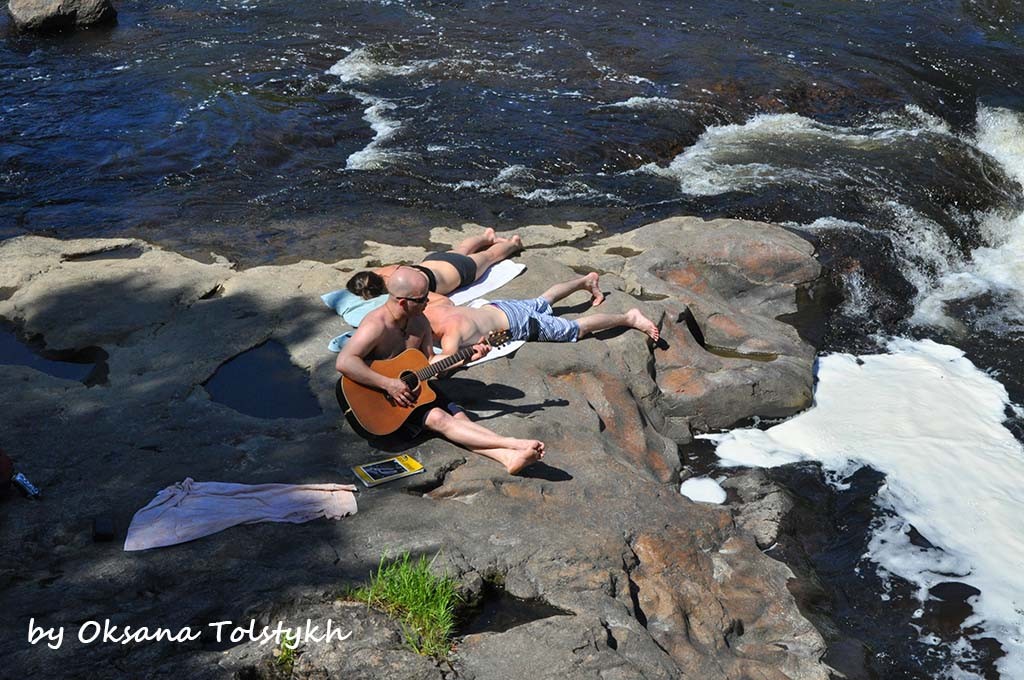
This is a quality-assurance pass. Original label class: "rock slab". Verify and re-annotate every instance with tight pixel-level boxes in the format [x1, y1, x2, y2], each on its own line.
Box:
[0, 217, 828, 679]
[8, 0, 117, 31]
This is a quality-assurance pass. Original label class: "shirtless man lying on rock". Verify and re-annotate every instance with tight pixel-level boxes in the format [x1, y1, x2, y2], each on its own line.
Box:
[335, 266, 544, 474]
[425, 272, 660, 355]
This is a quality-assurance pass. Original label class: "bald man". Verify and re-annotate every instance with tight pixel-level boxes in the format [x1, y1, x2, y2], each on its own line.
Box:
[335, 266, 545, 474]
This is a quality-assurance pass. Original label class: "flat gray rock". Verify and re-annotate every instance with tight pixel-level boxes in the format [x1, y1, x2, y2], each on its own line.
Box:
[0, 218, 829, 679]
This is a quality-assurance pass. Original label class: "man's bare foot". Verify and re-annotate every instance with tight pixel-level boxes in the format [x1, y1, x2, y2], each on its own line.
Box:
[504, 440, 545, 474]
[583, 272, 605, 306]
[483, 227, 496, 245]
[626, 308, 660, 341]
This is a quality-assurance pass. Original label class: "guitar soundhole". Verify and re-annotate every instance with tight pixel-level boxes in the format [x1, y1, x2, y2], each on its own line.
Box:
[400, 371, 419, 390]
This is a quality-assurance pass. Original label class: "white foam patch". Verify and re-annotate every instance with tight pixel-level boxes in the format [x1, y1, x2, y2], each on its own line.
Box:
[679, 477, 727, 504]
[345, 92, 407, 170]
[327, 47, 437, 84]
[701, 338, 1024, 678]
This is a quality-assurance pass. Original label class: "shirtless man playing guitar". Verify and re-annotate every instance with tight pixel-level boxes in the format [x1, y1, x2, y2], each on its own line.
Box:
[335, 265, 545, 474]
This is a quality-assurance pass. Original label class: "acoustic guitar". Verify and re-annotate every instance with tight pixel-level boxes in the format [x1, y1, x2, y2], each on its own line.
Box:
[339, 330, 512, 436]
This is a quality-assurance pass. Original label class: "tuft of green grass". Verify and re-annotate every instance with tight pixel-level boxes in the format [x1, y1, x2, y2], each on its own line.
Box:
[273, 631, 298, 675]
[354, 553, 460, 657]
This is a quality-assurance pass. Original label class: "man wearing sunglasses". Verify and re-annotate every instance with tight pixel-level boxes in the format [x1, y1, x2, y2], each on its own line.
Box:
[335, 266, 545, 474]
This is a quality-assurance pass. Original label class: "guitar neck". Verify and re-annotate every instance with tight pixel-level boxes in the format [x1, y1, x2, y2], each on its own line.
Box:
[413, 346, 477, 383]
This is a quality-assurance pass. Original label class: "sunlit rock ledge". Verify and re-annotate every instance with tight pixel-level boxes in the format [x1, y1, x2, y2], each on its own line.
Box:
[0, 217, 831, 679]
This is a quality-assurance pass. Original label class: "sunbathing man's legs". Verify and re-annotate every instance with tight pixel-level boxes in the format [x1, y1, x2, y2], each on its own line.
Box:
[538, 272, 658, 341]
[423, 407, 545, 474]
[541, 272, 605, 307]
[576, 309, 660, 342]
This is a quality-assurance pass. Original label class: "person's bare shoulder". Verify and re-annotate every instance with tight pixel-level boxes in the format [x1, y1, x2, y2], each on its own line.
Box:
[346, 308, 388, 350]
[359, 305, 390, 330]
[425, 293, 453, 312]
[408, 314, 432, 337]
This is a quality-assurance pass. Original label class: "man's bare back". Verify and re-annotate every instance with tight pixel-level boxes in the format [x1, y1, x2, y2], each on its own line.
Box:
[424, 273, 660, 353]
[425, 298, 509, 356]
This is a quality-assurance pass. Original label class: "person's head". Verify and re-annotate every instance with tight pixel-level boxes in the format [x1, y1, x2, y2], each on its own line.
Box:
[387, 266, 431, 315]
[346, 270, 387, 299]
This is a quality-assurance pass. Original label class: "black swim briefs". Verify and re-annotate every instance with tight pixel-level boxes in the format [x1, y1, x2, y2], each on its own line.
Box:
[409, 264, 438, 292]
[422, 251, 477, 289]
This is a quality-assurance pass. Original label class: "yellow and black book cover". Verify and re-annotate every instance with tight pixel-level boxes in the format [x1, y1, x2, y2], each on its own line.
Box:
[353, 454, 425, 487]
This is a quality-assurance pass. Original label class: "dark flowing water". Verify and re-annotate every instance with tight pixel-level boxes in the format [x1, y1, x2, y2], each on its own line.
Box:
[4, 1, 1024, 677]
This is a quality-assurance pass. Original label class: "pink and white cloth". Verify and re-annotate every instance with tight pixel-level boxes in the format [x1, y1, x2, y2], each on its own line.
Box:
[124, 478, 358, 551]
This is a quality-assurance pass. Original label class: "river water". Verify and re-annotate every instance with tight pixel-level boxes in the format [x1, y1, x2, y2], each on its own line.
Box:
[2, 0, 1023, 677]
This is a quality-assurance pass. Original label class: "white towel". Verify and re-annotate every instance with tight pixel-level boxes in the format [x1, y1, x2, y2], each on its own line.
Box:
[124, 478, 358, 551]
[448, 260, 526, 306]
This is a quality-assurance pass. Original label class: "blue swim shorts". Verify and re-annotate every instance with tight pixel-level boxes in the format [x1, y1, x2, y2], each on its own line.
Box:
[490, 297, 579, 343]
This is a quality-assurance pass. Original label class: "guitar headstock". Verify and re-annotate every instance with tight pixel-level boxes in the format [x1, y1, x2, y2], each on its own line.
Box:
[485, 329, 512, 348]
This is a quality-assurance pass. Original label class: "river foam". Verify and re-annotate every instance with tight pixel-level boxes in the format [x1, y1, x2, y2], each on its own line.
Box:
[702, 338, 1024, 678]
[679, 476, 726, 504]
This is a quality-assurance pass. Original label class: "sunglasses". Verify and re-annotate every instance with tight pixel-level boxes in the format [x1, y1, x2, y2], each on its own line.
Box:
[397, 294, 429, 304]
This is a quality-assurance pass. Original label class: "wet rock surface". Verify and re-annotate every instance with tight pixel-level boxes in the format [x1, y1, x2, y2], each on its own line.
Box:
[7, 0, 116, 31]
[0, 217, 829, 678]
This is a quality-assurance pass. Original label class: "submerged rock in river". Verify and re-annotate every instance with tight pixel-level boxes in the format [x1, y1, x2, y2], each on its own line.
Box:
[0, 217, 829, 679]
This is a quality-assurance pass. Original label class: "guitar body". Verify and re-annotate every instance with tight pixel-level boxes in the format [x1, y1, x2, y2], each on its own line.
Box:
[340, 349, 438, 436]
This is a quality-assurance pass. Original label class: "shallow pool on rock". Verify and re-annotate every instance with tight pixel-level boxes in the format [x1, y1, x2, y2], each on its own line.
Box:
[457, 581, 572, 636]
[0, 326, 107, 384]
[203, 341, 321, 419]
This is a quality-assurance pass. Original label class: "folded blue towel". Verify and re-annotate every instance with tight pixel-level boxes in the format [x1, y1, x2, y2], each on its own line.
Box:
[322, 291, 388, 353]
[328, 331, 353, 353]
[321, 290, 387, 326]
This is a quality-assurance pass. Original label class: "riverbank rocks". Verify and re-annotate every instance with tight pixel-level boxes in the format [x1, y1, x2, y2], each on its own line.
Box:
[0, 217, 830, 679]
[8, 0, 116, 31]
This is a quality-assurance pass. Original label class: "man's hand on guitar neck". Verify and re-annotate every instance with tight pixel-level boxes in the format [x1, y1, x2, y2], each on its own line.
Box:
[430, 336, 492, 375]
[468, 337, 492, 363]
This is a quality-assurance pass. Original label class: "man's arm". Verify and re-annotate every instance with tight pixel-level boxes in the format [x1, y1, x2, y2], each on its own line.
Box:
[335, 318, 417, 407]
[430, 318, 490, 369]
